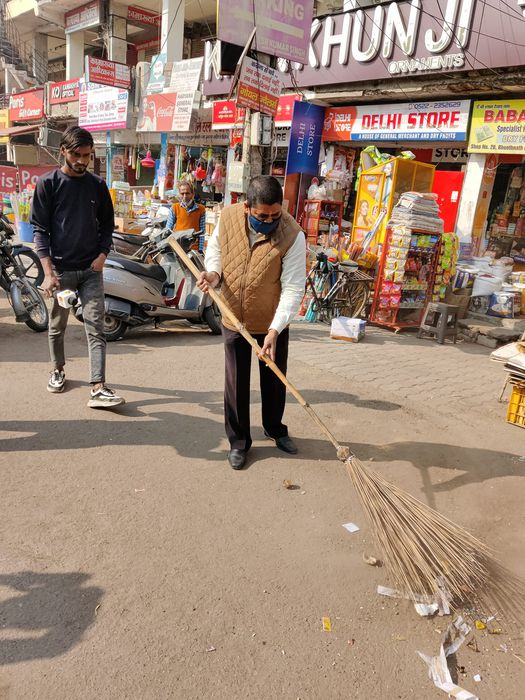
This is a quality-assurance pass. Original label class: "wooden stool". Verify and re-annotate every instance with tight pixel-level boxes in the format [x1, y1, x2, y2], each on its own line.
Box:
[418, 303, 459, 344]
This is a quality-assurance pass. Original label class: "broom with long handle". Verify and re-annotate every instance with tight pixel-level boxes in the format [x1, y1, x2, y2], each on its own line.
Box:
[169, 235, 525, 619]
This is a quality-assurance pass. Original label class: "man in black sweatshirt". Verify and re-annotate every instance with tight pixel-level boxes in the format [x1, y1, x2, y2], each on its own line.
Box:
[31, 126, 124, 408]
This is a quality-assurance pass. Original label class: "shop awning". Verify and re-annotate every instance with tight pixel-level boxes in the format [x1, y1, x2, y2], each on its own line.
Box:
[0, 124, 40, 137]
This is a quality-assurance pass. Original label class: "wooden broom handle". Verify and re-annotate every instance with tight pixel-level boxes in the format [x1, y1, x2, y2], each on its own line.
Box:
[168, 234, 347, 456]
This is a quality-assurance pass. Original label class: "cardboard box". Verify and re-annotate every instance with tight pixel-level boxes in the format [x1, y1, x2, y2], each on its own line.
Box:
[114, 217, 142, 233]
[330, 317, 366, 342]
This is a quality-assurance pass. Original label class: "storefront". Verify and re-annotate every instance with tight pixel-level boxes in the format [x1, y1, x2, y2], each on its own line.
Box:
[297, 99, 472, 246]
[466, 100, 525, 268]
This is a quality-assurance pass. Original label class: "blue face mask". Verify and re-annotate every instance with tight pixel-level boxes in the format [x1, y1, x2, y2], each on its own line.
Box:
[249, 214, 281, 236]
[180, 198, 194, 209]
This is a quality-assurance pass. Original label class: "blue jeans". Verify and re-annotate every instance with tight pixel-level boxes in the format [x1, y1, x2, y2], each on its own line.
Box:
[49, 268, 106, 384]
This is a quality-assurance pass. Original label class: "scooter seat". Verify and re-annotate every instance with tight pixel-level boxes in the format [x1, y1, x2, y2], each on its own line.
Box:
[114, 232, 150, 245]
[107, 254, 166, 282]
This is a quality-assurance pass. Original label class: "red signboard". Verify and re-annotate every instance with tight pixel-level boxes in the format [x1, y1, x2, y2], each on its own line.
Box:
[0, 165, 58, 193]
[19, 165, 58, 189]
[128, 5, 161, 27]
[49, 78, 81, 105]
[137, 93, 178, 132]
[9, 89, 45, 122]
[0, 165, 17, 192]
[274, 94, 302, 127]
[236, 58, 282, 117]
[230, 128, 244, 147]
[65, 0, 102, 34]
[85, 56, 131, 90]
[212, 101, 245, 130]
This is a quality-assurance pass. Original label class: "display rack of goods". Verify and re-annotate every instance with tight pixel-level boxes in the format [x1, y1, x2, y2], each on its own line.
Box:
[370, 226, 442, 330]
[302, 200, 343, 248]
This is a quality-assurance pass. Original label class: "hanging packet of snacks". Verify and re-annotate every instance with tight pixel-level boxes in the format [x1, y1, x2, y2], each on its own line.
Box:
[434, 232, 459, 299]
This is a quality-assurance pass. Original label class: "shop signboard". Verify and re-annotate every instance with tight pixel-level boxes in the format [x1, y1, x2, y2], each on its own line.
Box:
[168, 57, 203, 131]
[0, 109, 10, 144]
[237, 58, 282, 117]
[0, 165, 57, 192]
[171, 121, 230, 147]
[85, 56, 131, 90]
[468, 100, 525, 155]
[275, 127, 291, 148]
[146, 54, 168, 94]
[217, 0, 314, 65]
[211, 101, 245, 130]
[49, 78, 81, 105]
[205, 0, 525, 94]
[0, 165, 18, 191]
[274, 94, 302, 127]
[19, 165, 58, 188]
[65, 0, 102, 34]
[322, 101, 471, 142]
[432, 147, 469, 163]
[284, 101, 325, 218]
[137, 93, 177, 132]
[127, 5, 161, 27]
[79, 85, 129, 132]
[9, 89, 45, 122]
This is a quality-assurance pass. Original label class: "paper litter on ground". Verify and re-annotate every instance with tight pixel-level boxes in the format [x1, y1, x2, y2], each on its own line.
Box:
[342, 522, 360, 533]
[417, 617, 478, 700]
[377, 579, 452, 617]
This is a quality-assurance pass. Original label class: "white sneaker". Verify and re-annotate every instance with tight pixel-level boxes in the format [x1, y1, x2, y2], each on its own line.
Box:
[88, 385, 125, 409]
[47, 369, 65, 393]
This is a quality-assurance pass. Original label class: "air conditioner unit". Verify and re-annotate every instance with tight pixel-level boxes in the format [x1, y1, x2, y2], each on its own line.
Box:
[38, 127, 62, 149]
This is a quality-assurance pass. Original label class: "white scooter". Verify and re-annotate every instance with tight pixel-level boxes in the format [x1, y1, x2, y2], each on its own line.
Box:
[76, 227, 221, 341]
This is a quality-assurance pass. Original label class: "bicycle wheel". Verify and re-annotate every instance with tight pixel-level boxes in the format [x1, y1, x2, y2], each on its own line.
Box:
[324, 279, 368, 321]
[344, 281, 369, 318]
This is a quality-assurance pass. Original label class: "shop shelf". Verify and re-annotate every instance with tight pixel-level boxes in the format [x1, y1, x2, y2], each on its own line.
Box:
[507, 385, 525, 429]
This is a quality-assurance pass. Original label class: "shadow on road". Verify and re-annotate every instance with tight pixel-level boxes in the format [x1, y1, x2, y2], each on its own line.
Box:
[0, 571, 102, 665]
[0, 318, 223, 364]
[112, 384, 401, 416]
[347, 439, 521, 509]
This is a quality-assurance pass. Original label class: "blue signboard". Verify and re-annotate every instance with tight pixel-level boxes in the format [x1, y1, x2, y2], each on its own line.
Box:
[284, 101, 325, 218]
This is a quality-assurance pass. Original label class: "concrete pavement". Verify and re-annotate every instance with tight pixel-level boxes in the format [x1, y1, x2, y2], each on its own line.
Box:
[1, 300, 524, 699]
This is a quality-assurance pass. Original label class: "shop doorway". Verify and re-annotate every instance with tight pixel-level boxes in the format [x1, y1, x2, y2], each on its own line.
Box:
[432, 170, 465, 233]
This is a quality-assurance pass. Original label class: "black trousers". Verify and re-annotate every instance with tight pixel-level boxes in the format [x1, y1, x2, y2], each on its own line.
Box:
[222, 325, 289, 451]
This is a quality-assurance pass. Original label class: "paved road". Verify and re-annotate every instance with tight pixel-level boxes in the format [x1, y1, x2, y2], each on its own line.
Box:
[1, 301, 524, 699]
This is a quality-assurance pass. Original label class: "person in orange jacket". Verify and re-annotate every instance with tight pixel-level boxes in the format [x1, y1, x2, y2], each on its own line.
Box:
[167, 180, 206, 251]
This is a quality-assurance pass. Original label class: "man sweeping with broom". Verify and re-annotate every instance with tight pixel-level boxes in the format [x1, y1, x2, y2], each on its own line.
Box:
[197, 175, 306, 470]
[175, 185, 525, 618]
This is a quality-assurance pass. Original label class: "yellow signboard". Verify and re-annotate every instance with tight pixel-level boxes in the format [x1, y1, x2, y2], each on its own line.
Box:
[0, 108, 10, 144]
[468, 100, 525, 155]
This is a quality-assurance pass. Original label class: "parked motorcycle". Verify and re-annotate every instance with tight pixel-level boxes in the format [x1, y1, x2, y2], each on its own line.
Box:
[98, 228, 221, 341]
[0, 215, 48, 332]
[0, 216, 45, 286]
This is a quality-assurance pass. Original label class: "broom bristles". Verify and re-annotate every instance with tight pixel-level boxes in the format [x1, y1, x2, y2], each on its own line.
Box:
[345, 455, 525, 621]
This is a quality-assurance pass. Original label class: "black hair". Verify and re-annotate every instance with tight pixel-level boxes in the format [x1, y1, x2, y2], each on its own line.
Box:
[246, 175, 283, 207]
[60, 126, 94, 151]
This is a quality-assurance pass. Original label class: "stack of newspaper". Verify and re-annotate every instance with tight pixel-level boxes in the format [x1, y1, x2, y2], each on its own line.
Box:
[388, 192, 444, 233]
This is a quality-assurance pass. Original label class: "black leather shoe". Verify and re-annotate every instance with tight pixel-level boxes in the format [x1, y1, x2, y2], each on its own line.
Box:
[228, 449, 246, 470]
[264, 432, 298, 455]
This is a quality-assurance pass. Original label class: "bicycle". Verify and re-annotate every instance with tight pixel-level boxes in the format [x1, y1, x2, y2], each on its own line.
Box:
[300, 252, 373, 323]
